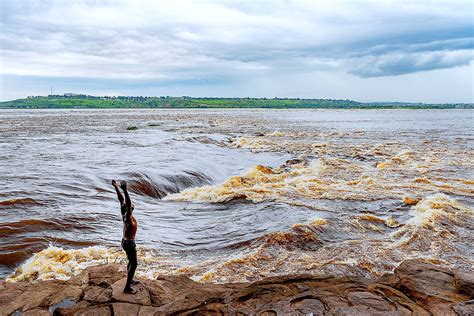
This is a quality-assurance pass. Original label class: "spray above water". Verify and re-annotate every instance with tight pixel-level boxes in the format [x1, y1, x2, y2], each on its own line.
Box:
[8, 246, 124, 282]
[8, 245, 178, 282]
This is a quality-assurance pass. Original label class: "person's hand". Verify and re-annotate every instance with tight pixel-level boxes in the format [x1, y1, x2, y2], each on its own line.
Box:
[120, 180, 127, 189]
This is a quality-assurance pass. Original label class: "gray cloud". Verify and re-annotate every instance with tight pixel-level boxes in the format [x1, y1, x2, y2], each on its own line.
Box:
[349, 49, 474, 77]
[0, 0, 473, 101]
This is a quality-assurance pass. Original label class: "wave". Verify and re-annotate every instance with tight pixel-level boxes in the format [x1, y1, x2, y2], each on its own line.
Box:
[6, 195, 472, 284]
[0, 198, 41, 208]
[0, 217, 95, 238]
[392, 193, 473, 243]
[406, 193, 471, 226]
[7, 244, 176, 283]
[196, 194, 473, 283]
[5, 218, 330, 283]
[0, 216, 99, 267]
[7, 245, 125, 282]
[0, 237, 97, 266]
[128, 170, 212, 199]
[168, 154, 473, 204]
[255, 218, 328, 250]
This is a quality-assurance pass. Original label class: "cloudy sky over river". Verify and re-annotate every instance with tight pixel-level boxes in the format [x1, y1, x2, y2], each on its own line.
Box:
[1, 0, 473, 102]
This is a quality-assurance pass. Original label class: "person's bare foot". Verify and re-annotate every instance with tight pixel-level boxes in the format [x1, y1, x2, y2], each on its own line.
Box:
[123, 287, 137, 294]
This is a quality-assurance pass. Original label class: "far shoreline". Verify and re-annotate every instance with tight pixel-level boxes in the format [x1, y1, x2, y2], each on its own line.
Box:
[2, 106, 472, 110]
[1, 95, 472, 110]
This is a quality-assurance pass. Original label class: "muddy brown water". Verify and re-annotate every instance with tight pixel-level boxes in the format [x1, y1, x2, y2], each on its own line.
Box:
[0, 109, 472, 282]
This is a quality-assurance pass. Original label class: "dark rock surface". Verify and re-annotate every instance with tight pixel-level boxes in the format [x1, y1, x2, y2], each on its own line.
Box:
[0, 259, 471, 315]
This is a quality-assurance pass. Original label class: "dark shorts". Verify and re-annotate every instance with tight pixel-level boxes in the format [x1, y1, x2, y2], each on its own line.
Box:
[121, 239, 137, 266]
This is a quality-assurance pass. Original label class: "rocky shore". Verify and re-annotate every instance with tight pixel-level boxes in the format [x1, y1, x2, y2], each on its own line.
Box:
[1, 259, 472, 315]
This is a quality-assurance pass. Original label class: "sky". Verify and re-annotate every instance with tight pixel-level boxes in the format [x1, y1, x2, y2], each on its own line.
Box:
[0, 0, 473, 102]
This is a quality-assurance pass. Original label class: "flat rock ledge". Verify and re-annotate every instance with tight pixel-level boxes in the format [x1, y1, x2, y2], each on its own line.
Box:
[1, 259, 472, 315]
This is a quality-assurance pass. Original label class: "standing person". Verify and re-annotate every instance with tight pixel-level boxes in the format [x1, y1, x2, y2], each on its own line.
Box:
[112, 180, 138, 294]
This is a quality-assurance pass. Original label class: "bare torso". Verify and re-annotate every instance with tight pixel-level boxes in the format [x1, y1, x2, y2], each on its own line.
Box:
[122, 205, 138, 240]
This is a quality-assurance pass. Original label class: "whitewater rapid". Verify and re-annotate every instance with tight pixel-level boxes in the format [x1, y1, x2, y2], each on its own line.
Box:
[1, 109, 472, 283]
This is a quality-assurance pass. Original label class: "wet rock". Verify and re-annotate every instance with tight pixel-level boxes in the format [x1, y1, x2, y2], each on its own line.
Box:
[49, 298, 77, 314]
[285, 158, 304, 166]
[0, 280, 29, 306]
[111, 278, 151, 306]
[147, 122, 161, 127]
[347, 291, 397, 312]
[290, 295, 326, 315]
[138, 305, 161, 316]
[54, 303, 113, 316]
[186, 136, 224, 146]
[149, 274, 228, 313]
[402, 196, 420, 206]
[47, 285, 83, 306]
[68, 270, 89, 288]
[75, 305, 111, 316]
[83, 286, 112, 303]
[1, 259, 472, 315]
[379, 259, 469, 315]
[112, 302, 140, 316]
[1, 280, 64, 315]
[23, 308, 51, 316]
[53, 300, 91, 315]
[86, 264, 125, 288]
[454, 271, 474, 298]
[366, 283, 429, 315]
[452, 300, 474, 316]
[224, 275, 359, 314]
[141, 279, 169, 306]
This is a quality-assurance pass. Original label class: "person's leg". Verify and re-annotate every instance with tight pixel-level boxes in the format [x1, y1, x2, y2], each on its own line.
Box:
[121, 240, 134, 293]
[123, 242, 138, 293]
[126, 246, 137, 288]
[126, 263, 139, 285]
[121, 239, 127, 271]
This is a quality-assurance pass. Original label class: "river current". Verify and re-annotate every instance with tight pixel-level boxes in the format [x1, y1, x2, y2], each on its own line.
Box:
[0, 109, 472, 282]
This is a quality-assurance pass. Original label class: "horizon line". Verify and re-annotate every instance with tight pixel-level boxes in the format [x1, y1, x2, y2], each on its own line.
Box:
[2, 94, 473, 105]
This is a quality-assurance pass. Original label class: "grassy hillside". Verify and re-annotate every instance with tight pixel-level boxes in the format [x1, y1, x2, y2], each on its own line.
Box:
[1, 95, 472, 109]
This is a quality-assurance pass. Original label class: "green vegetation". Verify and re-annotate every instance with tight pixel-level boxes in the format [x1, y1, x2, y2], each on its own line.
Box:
[1, 94, 472, 109]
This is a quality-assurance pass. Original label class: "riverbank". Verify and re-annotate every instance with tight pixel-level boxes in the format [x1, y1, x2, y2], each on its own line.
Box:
[1, 259, 472, 315]
[1, 95, 472, 109]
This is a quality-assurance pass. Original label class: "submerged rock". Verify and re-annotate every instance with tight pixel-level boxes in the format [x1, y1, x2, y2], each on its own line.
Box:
[0, 259, 471, 315]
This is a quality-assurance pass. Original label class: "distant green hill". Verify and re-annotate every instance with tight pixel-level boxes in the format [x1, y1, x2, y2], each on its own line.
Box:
[1, 95, 472, 109]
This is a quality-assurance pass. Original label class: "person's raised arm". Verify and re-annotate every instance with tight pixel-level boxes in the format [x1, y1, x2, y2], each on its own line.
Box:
[121, 180, 132, 209]
[112, 180, 125, 205]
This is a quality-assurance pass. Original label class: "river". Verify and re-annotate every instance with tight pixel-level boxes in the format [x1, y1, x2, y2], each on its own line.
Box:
[1, 109, 472, 282]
